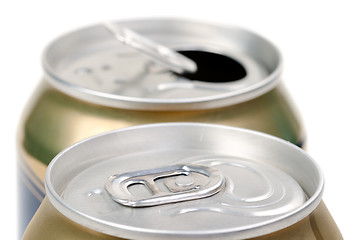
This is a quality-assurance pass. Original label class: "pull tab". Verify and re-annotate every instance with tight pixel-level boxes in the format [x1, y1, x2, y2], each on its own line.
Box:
[103, 22, 197, 74]
[105, 165, 225, 207]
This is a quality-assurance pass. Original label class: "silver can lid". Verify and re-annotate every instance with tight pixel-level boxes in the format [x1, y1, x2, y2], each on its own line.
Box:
[43, 19, 282, 110]
[46, 123, 323, 239]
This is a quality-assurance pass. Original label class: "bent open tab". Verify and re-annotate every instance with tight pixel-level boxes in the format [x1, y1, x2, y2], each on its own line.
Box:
[103, 22, 197, 74]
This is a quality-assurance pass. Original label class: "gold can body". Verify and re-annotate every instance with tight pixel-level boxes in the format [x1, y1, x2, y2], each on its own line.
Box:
[23, 197, 342, 240]
[18, 80, 303, 185]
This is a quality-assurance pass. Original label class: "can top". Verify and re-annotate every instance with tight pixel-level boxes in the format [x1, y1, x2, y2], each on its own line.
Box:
[43, 19, 282, 110]
[46, 123, 323, 240]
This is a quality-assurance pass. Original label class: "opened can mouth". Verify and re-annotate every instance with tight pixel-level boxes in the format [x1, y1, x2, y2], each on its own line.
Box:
[176, 50, 247, 82]
[46, 123, 323, 240]
[43, 18, 282, 110]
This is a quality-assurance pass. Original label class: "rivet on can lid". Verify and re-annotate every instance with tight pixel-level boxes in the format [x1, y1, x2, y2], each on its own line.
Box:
[174, 175, 195, 187]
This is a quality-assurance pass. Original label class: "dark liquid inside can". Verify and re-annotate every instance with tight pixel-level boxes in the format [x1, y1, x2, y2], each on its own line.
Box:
[178, 50, 247, 82]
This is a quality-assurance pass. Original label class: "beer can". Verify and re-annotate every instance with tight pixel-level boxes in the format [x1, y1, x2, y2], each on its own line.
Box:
[23, 123, 342, 239]
[18, 19, 304, 233]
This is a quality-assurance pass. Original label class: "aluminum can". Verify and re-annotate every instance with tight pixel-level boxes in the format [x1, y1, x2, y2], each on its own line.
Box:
[18, 19, 304, 234]
[22, 123, 342, 239]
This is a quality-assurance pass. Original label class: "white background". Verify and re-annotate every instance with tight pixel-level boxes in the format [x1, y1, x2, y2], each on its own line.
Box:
[1, 0, 356, 239]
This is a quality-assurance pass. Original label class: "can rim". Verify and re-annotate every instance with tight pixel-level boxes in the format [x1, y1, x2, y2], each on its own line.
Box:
[42, 18, 283, 111]
[45, 123, 323, 239]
